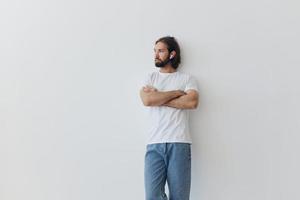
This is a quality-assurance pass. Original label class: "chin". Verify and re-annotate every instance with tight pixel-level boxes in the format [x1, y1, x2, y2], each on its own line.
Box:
[155, 63, 164, 68]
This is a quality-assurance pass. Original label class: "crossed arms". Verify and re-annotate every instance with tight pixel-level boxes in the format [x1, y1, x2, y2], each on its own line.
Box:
[139, 85, 199, 109]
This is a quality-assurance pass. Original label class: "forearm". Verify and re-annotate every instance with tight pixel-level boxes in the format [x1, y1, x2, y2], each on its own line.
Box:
[163, 95, 198, 109]
[143, 90, 184, 106]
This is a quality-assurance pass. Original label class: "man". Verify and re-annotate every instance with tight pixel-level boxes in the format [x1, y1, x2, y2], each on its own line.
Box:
[140, 36, 199, 200]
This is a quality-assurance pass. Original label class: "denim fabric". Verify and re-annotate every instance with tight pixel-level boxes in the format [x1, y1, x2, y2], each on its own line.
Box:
[144, 143, 191, 200]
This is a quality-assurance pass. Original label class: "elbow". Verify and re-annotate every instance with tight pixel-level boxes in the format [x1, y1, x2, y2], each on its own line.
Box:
[142, 98, 153, 107]
[192, 97, 200, 109]
[140, 93, 151, 106]
[143, 100, 151, 106]
[190, 100, 199, 109]
[190, 104, 197, 109]
[140, 91, 154, 107]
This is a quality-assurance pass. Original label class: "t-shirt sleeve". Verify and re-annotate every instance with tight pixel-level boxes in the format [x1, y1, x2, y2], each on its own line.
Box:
[141, 73, 152, 88]
[184, 75, 199, 92]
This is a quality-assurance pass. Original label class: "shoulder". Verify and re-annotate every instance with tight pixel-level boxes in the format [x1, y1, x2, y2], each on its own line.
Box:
[177, 71, 199, 92]
[177, 71, 197, 81]
[143, 71, 156, 79]
[149, 71, 159, 77]
[142, 71, 158, 86]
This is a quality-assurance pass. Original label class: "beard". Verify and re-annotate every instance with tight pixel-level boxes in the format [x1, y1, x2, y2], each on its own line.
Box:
[155, 57, 171, 68]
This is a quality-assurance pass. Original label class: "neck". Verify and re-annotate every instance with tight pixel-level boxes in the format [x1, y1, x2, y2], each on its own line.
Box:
[159, 65, 176, 73]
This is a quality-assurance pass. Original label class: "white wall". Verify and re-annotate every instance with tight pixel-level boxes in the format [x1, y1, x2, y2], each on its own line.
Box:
[1, 0, 299, 199]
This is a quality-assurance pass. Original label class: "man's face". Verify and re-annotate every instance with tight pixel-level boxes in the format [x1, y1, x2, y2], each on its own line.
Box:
[154, 42, 171, 68]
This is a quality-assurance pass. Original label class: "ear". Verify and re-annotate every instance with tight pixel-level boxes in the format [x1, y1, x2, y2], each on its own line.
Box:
[170, 51, 176, 59]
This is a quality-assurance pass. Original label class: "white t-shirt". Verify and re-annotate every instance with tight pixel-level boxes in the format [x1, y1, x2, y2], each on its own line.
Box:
[142, 70, 199, 144]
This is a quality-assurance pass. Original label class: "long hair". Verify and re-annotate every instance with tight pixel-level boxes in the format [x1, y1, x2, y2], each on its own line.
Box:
[155, 36, 181, 69]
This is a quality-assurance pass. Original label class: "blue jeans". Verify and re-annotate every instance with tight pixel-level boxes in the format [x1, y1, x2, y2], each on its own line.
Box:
[144, 143, 191, 200]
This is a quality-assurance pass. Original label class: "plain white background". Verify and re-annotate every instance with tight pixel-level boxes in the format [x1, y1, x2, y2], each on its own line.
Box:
[1, 0, 299, 199]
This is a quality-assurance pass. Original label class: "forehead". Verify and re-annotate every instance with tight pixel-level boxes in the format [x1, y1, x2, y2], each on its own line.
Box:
[154, 42, 168, 50]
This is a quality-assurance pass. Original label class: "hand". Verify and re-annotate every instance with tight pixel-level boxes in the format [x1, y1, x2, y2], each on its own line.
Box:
[175, 90, 186, 96]
[163, 90, 186, 107]
[143, 85, 157, 92]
